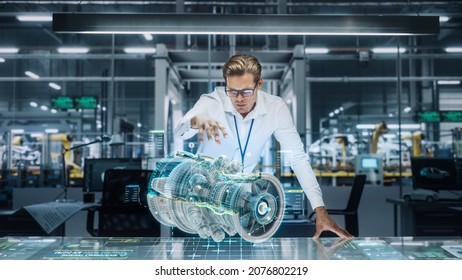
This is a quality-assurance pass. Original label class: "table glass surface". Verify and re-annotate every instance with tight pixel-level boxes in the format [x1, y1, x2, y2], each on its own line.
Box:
[1, 236, 461, 260]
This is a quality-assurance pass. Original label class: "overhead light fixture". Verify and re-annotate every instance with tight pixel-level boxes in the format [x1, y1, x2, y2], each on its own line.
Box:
[445, 47, 462, 53]
[437, 80, 461, 85]
[11, 129, 25, 134]
[50, 109, 58, 114]
[142, 33, 153, 41]
[357, 124, 421, 130]
[45, 128, 59, 134]
[30, 101, 38, 107]
[17, 14, 52, 22]
[53, 13, 439, 36]
[0, 47, 19, 53]
[123, 47, 157, 54]
[31, 133, 44, 138]
[40, 105, 49, 111]
[305, 48, 329, 54]
[0, 58, 5, 63]
[371, 47, 406, 54]
[388, 124, 421, 130]
[403, 106, 412, 113]
[356, 124, 376, 130]
[25, 71, 40, 79]
[439, 16, 450, 22]
[383, 134, 396, 139]
[48, 82, 62, 90]
[57, 47, 89, 53]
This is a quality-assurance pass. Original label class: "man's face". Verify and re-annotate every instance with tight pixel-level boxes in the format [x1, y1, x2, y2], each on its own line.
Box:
[226, 73, 261, 117]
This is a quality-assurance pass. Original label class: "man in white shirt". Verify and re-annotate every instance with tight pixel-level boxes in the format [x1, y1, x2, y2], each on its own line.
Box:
[175, 54, 352, 238]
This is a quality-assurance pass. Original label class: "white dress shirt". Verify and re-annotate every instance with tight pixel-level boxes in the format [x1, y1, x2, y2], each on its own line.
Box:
[174, 86, 324, 210]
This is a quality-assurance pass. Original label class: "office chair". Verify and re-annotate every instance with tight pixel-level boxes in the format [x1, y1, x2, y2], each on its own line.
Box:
[308, 174, 367, 237]
[86, 169, 160, 237]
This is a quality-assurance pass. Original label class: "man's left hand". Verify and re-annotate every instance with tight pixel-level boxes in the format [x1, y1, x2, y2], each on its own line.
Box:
[312, 207, 354, 239]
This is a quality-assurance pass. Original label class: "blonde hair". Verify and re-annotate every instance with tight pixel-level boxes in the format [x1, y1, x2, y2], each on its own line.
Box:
[222, 54, 261, 84]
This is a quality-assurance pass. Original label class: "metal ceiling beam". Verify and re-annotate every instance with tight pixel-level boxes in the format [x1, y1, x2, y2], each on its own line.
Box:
[169, 50, 292, 64]
[53, 13, 439, 36]
[1, 75, 459, 83]
[0, 54, 153, 60]
[178, 69, 284, 82]
[0, 77, 155, 82]
[305, 76, 462, 82]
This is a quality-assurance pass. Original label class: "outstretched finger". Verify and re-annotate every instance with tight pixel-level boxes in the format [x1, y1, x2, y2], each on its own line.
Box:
[212, 125, 222, 144]
[197, 127, 204, 143]
[204, 123, 213, 141]
[218, 123, 228, 139]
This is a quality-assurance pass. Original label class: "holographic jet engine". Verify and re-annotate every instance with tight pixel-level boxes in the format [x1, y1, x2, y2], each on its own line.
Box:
[147, 151, 285, 243]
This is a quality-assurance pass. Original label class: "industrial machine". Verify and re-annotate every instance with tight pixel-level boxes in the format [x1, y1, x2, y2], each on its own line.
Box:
[355, 154, 384, 186]
[146, 151, 285, 243]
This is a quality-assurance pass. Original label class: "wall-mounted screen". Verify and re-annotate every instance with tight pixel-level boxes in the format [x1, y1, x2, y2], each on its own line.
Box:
[51, 96, 98, 110]
[51, 96, 74, 109]
[75, 96, 98, 109]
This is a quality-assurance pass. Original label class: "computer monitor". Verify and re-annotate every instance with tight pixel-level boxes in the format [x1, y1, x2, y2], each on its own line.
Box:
[361, 157, 379, 169]
[102, 169, 152, 207]
[411, 157, 462, 191]
[83, 158, 142, 192]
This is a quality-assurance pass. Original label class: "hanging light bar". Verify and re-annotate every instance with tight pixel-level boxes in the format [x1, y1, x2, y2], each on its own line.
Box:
[53, 13, 439, 36]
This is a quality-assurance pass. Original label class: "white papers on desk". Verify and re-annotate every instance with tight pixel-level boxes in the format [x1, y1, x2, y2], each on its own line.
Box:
[23, 201, 88, 234]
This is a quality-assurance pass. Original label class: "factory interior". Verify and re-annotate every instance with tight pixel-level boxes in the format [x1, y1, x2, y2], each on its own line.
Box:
[1, 1, 462, 260]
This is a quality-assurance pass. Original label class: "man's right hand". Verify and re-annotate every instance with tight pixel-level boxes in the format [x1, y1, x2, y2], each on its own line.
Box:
[191, 114, 228, 144]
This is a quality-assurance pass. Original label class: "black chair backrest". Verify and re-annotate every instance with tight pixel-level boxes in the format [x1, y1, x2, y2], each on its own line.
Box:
[345, 174, 367, 212]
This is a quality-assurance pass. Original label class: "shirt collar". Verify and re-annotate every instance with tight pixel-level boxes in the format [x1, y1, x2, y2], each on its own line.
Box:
[218, 86, 269, 119]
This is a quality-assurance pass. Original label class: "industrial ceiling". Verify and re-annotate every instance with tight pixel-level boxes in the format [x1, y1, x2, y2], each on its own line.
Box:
[0, 1, 461, 140]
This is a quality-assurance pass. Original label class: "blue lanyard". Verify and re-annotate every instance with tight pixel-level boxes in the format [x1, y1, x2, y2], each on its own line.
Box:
[233, 115, 255, 173]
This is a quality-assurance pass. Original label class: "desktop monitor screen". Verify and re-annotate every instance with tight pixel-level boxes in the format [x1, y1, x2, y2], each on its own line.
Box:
[83, 158, 142, 192]
[102, 169, 152, 207]
[361, 157, 379, 169]
[411, 157, 461, 191]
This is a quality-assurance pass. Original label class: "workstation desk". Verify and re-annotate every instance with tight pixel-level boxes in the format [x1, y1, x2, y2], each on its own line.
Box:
[1, 236, 461, 260]
[386, 198, 462, 237]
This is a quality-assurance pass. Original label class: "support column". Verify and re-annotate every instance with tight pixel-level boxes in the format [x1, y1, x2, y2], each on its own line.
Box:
[278, 0, 288, 50]
[292, 45, 312, 146]
[154, 44, 169, 132]
[105, 34, 116, 157]
[175, 0, 185, 49]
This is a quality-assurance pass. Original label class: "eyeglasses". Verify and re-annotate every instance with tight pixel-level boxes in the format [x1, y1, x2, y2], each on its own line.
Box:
[225, 85, 257, 98]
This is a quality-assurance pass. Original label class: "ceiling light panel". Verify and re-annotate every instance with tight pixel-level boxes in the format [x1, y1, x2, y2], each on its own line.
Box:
[17, 14, 53, 22]
[57, 47, 90, 53]
[0, 47, 19, 53]
[53, 13, 439, 36]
